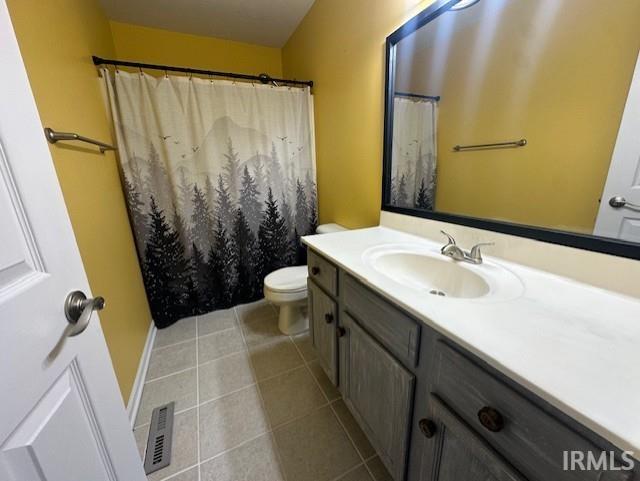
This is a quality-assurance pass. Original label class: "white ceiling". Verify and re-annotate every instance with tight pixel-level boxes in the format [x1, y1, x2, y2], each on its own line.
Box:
[99, 0, 315, 48]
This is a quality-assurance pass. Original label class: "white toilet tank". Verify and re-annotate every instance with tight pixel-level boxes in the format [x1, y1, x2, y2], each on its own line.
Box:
[316, 223, 347, 234]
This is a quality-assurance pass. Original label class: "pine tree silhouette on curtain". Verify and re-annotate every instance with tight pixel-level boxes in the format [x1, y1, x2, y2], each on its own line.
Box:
[258, 188, 289, 279]
[144, 197, 190, 327]
[223, 138, 241, 204]
[416, 179, 430, 209]
[215, 174, 235, 235]
[191, 184, 214, 253]
[206, 219, 235, 308]
[232, 209, 261, 303]
[108, 70, 318, 328]
[239, 166, 262, 233]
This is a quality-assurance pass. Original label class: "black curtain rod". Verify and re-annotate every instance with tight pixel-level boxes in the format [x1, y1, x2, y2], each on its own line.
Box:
[394, 91, 440, 101]
[92, 56, 313, 88]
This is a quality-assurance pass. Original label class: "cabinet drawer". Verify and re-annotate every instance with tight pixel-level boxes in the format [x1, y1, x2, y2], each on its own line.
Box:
[343, 274, 420, 367]
[431, 342, 631, 481]
[308, 279, 338, 384]
[308, 249, 338, 296]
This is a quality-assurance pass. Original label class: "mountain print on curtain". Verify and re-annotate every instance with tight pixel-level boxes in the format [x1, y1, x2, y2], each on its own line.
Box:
[390, 95, 438, 210]
[104, 69, 317, 328]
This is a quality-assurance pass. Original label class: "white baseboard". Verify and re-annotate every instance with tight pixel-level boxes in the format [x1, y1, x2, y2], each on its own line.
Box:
[127, 320, 156, 427]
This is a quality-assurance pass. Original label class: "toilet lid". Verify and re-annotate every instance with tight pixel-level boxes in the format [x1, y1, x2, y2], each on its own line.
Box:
[264, 266, 308, 293]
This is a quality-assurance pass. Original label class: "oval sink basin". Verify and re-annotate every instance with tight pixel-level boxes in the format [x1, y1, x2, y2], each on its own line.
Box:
[362, 244, 523, 302]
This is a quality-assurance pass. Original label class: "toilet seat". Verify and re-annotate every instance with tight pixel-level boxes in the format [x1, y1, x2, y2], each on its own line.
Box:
[264, 266, 308, 293]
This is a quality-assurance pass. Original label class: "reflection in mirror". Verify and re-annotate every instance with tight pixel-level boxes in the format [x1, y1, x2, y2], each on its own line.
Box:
[385, 0, 640, 246]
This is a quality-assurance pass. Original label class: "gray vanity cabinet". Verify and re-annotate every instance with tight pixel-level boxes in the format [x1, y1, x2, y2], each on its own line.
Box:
[340, 313, 415, 481]
[307, 279, 338, 384]
[305, 249, 637, 481]
[416, 395, 526, 481]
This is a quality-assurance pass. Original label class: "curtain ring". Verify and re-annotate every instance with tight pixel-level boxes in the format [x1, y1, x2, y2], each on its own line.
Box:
[164, 69, 168, 79]
[189, 72, 193, 81]
[115, 65, 119, 74]
[138, 66, 143, 76]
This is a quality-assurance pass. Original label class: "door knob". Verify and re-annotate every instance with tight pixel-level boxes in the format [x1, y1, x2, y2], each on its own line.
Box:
[609, 196, 640, 211]
[64, 290, 105, 337]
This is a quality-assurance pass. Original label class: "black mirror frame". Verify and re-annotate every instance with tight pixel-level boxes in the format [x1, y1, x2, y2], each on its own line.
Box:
[381, 0, 640, 260]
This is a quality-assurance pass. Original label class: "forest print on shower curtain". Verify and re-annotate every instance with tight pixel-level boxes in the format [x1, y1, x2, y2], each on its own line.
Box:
[390, 95, 437, 210]
[104, 69, 317, 327]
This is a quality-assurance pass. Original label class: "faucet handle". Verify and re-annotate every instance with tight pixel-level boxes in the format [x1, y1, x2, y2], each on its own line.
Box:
[440, 230, 457, 246]
[469, 242, 494, 262]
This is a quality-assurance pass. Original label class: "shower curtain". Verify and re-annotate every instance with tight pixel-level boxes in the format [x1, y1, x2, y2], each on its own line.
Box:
[103, 69, 317, 327]
[390, 95, 437, 210]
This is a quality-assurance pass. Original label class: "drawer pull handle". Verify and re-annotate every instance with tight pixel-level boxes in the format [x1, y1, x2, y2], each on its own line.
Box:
[324, 313, 334, 323]
[311, 266, 320, 275]
[336, 326, 346, 337]
[478, 406, 504, 432]
[418, 418, 437, 438]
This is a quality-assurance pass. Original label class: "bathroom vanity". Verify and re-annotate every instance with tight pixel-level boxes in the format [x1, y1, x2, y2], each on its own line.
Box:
[303, 227, 640, 481]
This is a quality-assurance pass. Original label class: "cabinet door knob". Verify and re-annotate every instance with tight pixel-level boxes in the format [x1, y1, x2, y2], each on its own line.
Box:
[336, 326, 346, 337]
[418, 418, 437, 438]
[324, 313, 334, 323]
[311, 266, 320, 275]
[477, 406, 504, 432]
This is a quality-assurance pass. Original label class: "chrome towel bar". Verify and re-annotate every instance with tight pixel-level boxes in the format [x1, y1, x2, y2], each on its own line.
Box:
[453, 138, 527, 152]
[44, 127, 116, 153]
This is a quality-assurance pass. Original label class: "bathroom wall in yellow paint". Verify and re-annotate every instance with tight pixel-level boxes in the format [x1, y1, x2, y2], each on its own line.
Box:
[6, 0, 151, 402]
[282, 0, 437, 228]
[394, 0, 640, 234]
[110, 21, 283, 77]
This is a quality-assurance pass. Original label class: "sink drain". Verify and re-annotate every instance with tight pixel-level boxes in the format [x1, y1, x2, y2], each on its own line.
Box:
[429, 289, 446, 297]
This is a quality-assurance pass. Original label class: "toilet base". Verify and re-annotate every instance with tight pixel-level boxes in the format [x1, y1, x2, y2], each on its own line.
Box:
[277, 301, 308, 335]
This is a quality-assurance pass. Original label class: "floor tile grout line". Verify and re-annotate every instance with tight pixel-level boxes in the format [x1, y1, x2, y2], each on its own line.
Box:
[197, 344, 249, 368]
[197, 428, 273, 470]
[133, 405, 197, 430]
[238, 314, 290, 481]
[197, 321, 241, 340]
[328, 400, 379, 480]
[156, 462, 199, 481]
[328, 462, 366, 481]
[144, 365, 196, 384]
[195, 314, 201, 481]
[198, 382, 259, 409]
[291, 332, 380, 481]
[198, 345, 306, 409]
[152, 321, 240, 354]
[290, 333, 333, 406]
[254, 361, 307, 385]
[152, 336, 197, 352]
[232, 306, 290, 481]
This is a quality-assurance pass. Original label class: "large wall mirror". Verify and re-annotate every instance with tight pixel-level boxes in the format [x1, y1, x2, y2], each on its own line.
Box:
[382, 0, 640, 259]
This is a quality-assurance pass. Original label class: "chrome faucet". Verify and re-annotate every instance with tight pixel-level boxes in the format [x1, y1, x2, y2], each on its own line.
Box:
[440, 231, 493, 265]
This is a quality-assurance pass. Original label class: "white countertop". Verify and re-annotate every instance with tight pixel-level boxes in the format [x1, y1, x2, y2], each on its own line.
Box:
[302, 226, 640, 455]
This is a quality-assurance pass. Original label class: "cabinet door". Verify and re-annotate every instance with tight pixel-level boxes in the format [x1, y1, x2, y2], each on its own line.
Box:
[417, 394, 527, 481]
[341, 314, 415, 481]
[308, 280, 337, 384]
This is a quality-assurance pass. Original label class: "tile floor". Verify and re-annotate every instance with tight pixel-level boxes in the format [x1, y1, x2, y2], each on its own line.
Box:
[134, 299, 393, 481]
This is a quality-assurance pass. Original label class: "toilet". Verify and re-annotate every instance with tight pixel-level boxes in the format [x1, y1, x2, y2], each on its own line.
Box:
[264, 223, 347, 335]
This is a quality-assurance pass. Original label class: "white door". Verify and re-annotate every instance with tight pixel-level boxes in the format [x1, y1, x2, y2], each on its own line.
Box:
[594, 50, 640, 241]
[0, 2, 146, 481]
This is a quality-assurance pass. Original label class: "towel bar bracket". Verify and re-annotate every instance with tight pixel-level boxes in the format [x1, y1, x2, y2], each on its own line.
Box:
[44, 127, 116, 154]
